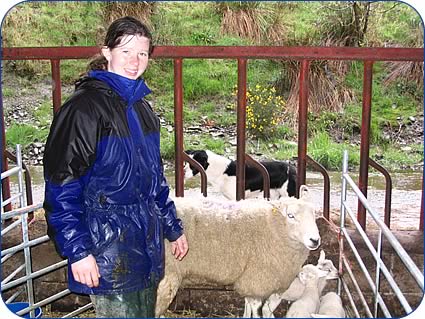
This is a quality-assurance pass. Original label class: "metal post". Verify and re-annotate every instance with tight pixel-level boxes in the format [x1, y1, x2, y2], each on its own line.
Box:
[374, 229, 383, 317]
[357, 60, 374, 230]
[16, 145, 35, 317]
[338, 150, 349, 294]
[236, 59, 247, 201]
[51, 59, 61, 114]
[174, 58, 184, 197]
[420, 173, 423, 231]
[297, 59, 310, 197]
[307, 155, 330, 219]
[369, 158, 392, 228]
[1, 90, 12, 212]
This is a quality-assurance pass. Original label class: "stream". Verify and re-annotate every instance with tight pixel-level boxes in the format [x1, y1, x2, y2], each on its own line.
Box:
[7, 165, 423, 231]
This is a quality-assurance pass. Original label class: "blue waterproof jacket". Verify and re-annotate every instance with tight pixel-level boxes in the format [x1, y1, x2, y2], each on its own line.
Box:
[43, 71, 183, 295]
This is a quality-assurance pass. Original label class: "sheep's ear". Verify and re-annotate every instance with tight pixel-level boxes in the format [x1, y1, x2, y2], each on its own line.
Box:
[271, 201, 287, 216]
[318, 249, 326, 264]
[299, 185, 309, 200]
[298, 271, 307, 284]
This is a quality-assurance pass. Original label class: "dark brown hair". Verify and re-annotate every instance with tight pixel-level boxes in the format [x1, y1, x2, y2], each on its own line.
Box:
[88, 16, 153, 71]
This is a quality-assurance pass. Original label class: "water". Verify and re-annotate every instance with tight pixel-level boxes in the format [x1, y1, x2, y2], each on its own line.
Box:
[305, 171, 423, 231]
[8, 165, 423, 231]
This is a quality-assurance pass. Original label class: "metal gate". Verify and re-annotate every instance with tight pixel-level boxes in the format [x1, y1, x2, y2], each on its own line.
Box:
[338, 150, 424, 317]
[1, 145, 93, 318]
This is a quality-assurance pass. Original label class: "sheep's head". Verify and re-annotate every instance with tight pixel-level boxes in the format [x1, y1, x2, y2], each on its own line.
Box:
[298, 264, 329, 285]
[273, 185, 321, 250]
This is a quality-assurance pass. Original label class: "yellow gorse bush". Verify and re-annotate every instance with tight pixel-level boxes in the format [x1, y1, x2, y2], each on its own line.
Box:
[245, 84, 286, 139]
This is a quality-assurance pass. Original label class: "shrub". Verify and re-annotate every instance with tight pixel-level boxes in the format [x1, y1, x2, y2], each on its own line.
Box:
[245, 84, 285, 140]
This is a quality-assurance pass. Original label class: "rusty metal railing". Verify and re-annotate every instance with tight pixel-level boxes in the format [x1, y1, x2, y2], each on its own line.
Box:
[1, 45, 424, 230]
[245, 154, 270, 199]
[307, 155, 330, 220]
[368, 158, 393, 229]
[182, 151, 208, 197]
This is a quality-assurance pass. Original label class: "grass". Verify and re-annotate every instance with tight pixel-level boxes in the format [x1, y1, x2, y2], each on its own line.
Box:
[160, 128, 227, 160]
[33, 99, 54, 128]
[370, 143, 424, 170]
[3, 2, 103, 82]
[2, 87, 14, 97]
[308, 132, 360, 170]
[5, 124, 47, 149]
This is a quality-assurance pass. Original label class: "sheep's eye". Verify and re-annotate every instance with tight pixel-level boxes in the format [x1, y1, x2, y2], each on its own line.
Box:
[287, 213, 295, 219]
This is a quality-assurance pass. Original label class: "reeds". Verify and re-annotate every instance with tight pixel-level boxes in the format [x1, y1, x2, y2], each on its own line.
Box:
[103, 1, 156, 30]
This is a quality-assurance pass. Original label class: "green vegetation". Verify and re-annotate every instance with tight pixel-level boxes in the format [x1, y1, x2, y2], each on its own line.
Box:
[6, 124, 47, 149]
[2, 1, 423, 171]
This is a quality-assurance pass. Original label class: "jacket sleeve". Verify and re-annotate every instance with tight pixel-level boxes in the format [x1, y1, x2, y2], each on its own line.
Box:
[43, 97, 98, 263]
[154, 160, 184, 242]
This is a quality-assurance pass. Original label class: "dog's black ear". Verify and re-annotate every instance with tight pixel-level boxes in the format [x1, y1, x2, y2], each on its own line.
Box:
[185, 150, 195, 155]
[193, 150, 209, 170]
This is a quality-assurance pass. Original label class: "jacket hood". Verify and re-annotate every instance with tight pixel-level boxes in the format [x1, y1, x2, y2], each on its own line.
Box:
[88, 70, 151, 105]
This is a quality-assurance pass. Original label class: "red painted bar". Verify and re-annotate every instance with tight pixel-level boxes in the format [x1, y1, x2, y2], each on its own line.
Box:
[1, 45, 424, 229]
[174, 58, 184, 197]
[369, 158, 392, 229]
[2, 46, 423, 62]
[236, 59, 247, 201]
[51, 59, 61, 113]
[358, 61, 374, 230]
[297, 60, 310, 197]
[307, 155, 330, 220]
[182, 152, 207, 197]
[420, 174, 424, 231]
[1, 96, 12, 212]
[245, 154, 270, 199]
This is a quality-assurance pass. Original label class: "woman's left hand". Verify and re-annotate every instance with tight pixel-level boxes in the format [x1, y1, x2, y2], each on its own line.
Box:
[171, 234, 189, 260]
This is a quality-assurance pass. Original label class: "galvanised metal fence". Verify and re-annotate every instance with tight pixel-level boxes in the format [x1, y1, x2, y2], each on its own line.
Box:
[1, 145, 92, 317]
[338, 150, 424, 317]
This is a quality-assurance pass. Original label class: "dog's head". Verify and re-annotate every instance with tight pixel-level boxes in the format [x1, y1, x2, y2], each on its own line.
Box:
[184, 150, 210, 179]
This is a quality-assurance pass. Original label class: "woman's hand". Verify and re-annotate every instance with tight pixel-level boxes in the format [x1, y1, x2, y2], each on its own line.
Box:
[71, 254, 101, 288]
[171, 234, 189, 261]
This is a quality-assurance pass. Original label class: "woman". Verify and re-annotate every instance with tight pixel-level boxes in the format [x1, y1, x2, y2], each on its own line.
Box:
[43, 16, 188, 317]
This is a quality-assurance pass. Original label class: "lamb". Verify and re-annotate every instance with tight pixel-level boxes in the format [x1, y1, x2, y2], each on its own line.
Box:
[155, 186, 321, 317]
[285, 264, 329, 318]
[311, 292, 346, 318]
[260, 249, 339, 318]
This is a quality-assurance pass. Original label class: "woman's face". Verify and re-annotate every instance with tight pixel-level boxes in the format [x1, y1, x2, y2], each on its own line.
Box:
[101, 34, 150, 80]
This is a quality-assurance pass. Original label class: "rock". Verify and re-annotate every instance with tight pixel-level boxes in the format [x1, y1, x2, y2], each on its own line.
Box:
[34, 142, 43, 148]
[211, 132, 225, 138]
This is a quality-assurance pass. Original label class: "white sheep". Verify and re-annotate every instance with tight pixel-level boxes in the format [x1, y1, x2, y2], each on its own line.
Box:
[260, 249, 339, 318]
[285, 264, 329, 318]
[155, 187, 321, 317]
[311, 292, 346, 318]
